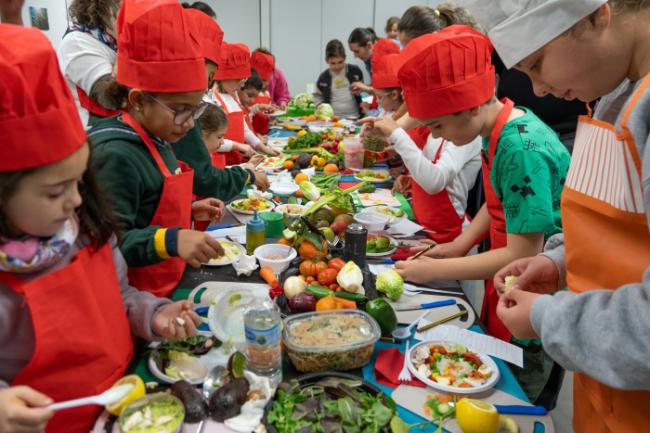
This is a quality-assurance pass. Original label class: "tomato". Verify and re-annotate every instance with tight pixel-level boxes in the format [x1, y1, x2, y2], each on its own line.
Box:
[317, 268, 338, 286]
[299, 259, 328, 277]
[305, 276, 314, 284]
[327, 258, 346, 272]
[329, 283, 340, 292]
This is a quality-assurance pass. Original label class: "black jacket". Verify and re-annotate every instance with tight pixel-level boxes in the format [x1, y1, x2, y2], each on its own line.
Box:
[316, 64, 364, 114]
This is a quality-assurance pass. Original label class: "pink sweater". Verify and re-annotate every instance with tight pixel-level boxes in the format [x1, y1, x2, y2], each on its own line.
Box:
[269, 67, 291, 105]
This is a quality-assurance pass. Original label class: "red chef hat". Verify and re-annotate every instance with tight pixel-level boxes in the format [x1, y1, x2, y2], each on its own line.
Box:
[251, 51, 275, 81]
[372, 38, 400, 63]
[372, 54, 401, 89]
[214, 43, 251, 81]
[398, 25, 495, 119]
[0, 25, 86, 171]
[117, 0, 206, 92]
[184, 8, 224, 65]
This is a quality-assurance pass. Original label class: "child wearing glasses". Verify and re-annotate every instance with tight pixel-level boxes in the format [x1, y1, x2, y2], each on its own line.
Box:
[88, 0, 226, 298]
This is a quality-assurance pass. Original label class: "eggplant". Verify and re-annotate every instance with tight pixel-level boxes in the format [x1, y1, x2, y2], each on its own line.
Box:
[297, 153, 312, 169]
[171, 380, 209, 423]
[209, 377, 250, 422]
[289, 292, 317, 313]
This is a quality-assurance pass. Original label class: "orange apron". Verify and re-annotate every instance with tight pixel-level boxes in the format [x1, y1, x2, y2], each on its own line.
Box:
[122, 113, 193, 298]
[562, 76, 650, 433]
[77, 86, 119, 118]
[214, 92, 245, 166]
[2, 243, 133, 433]
[411, 138, 465, 244]
[481, 98, 514, 341]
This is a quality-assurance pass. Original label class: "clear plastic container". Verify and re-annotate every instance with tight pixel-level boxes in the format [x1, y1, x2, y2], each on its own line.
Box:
[118, 393, 184, 433]
[343, 137, 364, 170]
[283, 310, 380, 372]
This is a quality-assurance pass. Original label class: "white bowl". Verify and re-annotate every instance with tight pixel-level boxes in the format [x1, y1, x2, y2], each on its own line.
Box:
[270, 181, 299, 196]
[253, 244, 297, 274]
[354, 212, 390, 232]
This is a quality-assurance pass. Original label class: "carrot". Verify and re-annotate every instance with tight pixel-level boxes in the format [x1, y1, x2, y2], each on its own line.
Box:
[260, 267, 279, 287]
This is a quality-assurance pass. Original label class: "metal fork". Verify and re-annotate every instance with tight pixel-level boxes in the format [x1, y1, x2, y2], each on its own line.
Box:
[397, 340, 412, 383]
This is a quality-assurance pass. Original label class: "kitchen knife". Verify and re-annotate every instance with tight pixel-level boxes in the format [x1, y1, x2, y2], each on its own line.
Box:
[393, 298, 457, 311]
[495, 405, 548, 416]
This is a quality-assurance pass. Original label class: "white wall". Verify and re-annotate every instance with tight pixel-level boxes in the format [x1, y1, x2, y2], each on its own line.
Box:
[8, 0, 444, 96]
[18, 0, 69, 47]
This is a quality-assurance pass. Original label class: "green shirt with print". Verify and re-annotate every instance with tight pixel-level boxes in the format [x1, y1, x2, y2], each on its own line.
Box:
[482, 107, 570, 403]
[482, 107, 570, 240]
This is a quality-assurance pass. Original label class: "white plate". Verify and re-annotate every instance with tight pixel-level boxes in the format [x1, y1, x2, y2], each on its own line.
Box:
[258, 157, 285, 172]
[363, 206, 406, 225]
[270, 182, 299, 196]
[228, 198, 275, 215]
[203, 241, 246, 266]
[268, 109, 287, 118]
[366, 236, 398, 257]
[268, 137, 289, 149]
[354, 171, 391, 184]
[407, 340, 500, 395]
[147, 331, 229, 385]
[208, 288, 271, 349]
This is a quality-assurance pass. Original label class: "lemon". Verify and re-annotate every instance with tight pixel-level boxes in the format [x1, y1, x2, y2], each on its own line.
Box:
[456, 398, 500, 433]
[105, 375, 146, 416]
[499, 415, 520, 433]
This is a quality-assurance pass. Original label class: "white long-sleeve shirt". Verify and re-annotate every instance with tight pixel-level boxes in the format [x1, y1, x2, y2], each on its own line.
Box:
[389, 128, 481, 220]
[57, 31, 116, 128]
[209, 91, 261, 152]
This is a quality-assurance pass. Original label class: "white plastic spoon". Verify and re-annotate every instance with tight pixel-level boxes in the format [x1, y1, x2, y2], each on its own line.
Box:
[392, 309, 431, 340]
[48, 384, 134, 411]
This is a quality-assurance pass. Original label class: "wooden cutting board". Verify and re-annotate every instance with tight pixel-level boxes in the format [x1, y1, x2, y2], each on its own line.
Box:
[388, 293, 476, 328]
[391, 385, 554, 433]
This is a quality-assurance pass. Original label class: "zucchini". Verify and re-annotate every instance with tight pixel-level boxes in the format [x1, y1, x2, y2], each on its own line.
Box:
[306, 284, 367, 302]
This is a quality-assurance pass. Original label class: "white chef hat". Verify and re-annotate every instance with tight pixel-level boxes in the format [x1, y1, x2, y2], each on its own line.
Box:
[457, 0, 607, 68]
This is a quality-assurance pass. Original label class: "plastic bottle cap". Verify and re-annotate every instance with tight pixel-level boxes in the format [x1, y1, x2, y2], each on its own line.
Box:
[248, 210, 266, 233]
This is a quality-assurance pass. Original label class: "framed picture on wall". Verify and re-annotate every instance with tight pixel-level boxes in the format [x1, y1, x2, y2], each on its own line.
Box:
[29, 6, 50, 30]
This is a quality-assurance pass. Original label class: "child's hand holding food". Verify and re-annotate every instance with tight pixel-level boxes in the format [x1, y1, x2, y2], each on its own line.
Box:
[233, 142, 256, 157]
[191, 198, 224, 222]
[392, 175, 411, 194]
[152, 300, 202, 339]
[177, 230, 224, 268]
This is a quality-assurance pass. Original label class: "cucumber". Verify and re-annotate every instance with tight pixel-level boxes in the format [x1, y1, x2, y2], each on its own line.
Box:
[306, 284, 367, 302]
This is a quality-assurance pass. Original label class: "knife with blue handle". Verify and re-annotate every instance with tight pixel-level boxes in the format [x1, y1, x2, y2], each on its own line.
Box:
[393, 298, 457, 311]
[195, 306, 210, 315]
[495, 405, 548, 416]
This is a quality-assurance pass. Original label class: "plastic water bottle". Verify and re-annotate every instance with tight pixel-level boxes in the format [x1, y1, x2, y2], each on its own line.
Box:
[243, 297, 282, 385]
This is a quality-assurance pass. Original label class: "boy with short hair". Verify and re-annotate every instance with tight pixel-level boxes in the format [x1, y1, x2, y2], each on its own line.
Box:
[366, 25, 570, 407]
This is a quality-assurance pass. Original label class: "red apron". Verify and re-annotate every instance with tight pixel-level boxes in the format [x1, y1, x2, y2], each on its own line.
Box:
[211, 151, 226, 168]
[411, 137, 465, 244]
[563, 76, 650, 433]
[2, 243, 133, 433]
[252, 93, 271, 135]
[122, 113, 193, 297]
[77, 86, 119, 118]
[480, 98, 515, 341]
[214, 92, 245, 166]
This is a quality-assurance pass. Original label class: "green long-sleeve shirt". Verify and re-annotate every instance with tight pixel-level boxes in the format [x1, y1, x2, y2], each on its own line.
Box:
[88, 115, 183, 267]
[173, 120, 249, 201]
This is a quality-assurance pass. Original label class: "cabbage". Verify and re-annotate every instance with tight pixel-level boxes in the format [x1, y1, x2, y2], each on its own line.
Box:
[337, 261, 364, 294]
[315, 103, 334, 120]
[375, 270, 404, 301]
[299, 181, 321, 201]
[292, 92, 313, 110]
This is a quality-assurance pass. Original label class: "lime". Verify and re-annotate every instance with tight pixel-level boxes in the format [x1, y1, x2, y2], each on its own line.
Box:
[228, 351, 247, 379]
[456, 398, 500, 433]
[105, 375, 146, 416]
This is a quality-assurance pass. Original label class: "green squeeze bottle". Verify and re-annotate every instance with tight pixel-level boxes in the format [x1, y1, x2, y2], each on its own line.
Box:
[246, 210, 266, 255]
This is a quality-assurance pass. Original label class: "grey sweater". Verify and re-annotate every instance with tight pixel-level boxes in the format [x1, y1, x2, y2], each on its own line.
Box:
[0, 236, 170, 388]
[532, 77, 650, 390]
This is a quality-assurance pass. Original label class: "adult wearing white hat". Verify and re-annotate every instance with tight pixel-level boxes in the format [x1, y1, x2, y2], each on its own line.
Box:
[458, 1, 650, 432]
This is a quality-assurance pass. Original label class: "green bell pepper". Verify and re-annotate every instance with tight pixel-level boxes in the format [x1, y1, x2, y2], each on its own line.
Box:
[365, 298, 397, 337]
